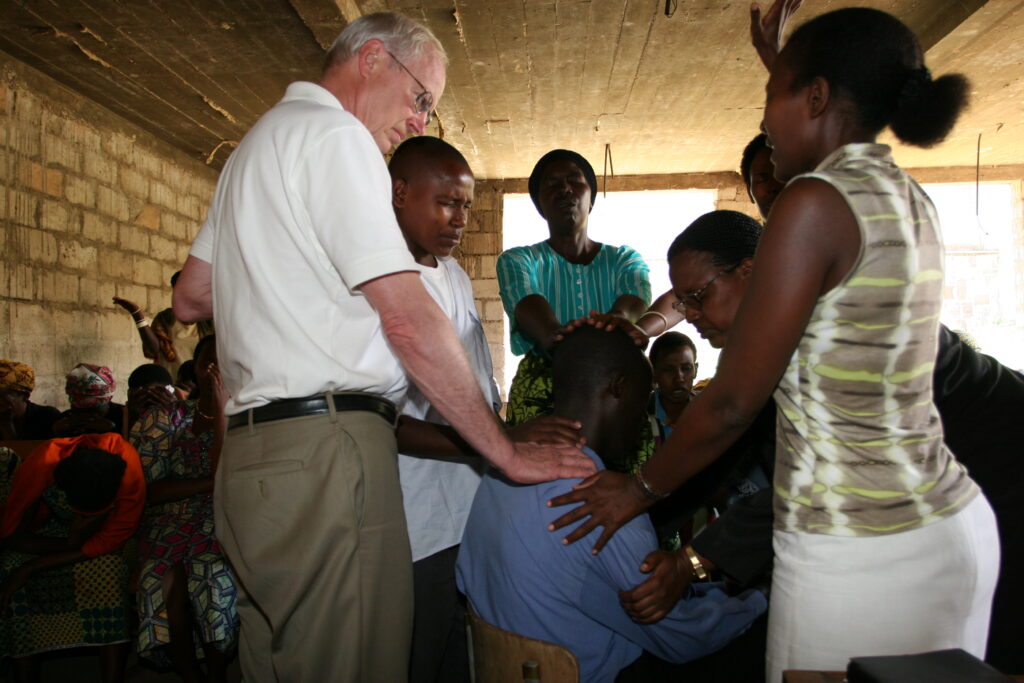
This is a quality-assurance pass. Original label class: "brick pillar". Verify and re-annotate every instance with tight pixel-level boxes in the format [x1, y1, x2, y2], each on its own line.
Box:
[453, 181, 506, 394]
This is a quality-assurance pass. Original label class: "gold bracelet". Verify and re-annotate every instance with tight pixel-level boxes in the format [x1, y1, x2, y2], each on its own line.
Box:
[684, 544, 709, 581]
[638, 310, 669, 336]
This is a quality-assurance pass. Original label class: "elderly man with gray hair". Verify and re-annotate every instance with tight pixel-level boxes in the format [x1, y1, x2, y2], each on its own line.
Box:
[173, 12, 593, 682]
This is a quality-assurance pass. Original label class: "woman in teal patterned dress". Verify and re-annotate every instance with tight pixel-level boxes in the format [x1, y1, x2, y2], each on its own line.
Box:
[497, 149, 651, 427]
[130, 335, 237, 683]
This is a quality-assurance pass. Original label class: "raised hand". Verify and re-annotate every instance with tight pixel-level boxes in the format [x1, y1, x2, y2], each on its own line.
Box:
[750, 0, 803, 70]
[112, 296, 142, 315]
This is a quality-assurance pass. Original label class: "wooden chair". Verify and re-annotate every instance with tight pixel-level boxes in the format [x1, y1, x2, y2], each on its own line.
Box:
[466, 609, 580, 682]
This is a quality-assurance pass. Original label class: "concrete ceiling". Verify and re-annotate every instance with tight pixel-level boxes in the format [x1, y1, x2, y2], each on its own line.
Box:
[1, 0, 1021, 179]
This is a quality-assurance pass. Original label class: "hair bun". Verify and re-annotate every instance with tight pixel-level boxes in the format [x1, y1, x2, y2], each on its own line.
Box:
[898, 67, 932, 106]
[891, 72, 969, 148]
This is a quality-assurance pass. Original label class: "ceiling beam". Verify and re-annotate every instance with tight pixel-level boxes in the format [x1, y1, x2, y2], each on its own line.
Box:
[917, 0, 989, 50]
[287, 0, 362, 50]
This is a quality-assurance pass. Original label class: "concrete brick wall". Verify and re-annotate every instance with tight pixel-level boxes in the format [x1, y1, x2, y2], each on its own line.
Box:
[1, 53, 219, 409]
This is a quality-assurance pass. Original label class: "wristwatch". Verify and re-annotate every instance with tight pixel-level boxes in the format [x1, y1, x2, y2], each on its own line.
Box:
[684, 544, 710, 581]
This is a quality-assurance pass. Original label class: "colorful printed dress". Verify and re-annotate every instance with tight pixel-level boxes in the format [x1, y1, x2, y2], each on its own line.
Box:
[130, 401, 238, 664]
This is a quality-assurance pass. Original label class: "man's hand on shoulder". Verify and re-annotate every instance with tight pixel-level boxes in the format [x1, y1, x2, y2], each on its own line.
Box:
[619, 549, 694, 624]
[497, 440, 595, 485]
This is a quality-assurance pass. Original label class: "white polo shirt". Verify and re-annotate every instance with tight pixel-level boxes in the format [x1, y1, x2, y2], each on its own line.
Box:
[190, 82, 417, 413]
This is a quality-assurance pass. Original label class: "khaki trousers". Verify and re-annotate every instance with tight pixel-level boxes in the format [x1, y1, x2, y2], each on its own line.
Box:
[214, 403, 413, 683]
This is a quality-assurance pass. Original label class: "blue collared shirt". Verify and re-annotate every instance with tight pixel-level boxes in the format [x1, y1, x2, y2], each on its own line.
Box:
[456, 448, 767, 683]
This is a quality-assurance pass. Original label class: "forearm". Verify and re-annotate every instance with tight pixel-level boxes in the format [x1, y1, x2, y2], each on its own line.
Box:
[5, 533, 75, 556]
[147, 477, 214, 504]
[607, 293, 647, 321]
[24, 549, 89, 573]
[635, 290, 685, 337]
[690, 488, 774, 585]
[514, 295, 564, 351]
[365, 273, 517, 473]
[172, 255, 213, 323]
[396, 417, 478, 459]
[642, 385, 760, 495]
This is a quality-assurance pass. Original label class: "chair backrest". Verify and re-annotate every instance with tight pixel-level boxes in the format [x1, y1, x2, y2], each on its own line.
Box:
[466, 610, 580, 683]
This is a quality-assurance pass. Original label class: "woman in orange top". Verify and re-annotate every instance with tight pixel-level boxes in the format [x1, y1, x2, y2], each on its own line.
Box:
[0, 432, 145, 683]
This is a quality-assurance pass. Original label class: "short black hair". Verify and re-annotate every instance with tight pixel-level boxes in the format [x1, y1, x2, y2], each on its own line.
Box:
[527, 149, 598, 218]
[740, 133, 769, 191]
[649, 332, 697, 368]
[128, 363, 172, 390]
[667, 210, 763, 266]
[782, 8, 968, 147]
[552, 326, 651, 405]
[54, 448, 126, 512]
[389, 136, 472, 180]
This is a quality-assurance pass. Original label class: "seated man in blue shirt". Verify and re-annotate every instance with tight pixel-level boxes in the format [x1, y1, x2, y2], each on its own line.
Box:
[457, 326, 766, 683]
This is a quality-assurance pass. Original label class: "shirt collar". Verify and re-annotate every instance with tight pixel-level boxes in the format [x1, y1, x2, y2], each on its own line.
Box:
[814, 142, 894, 173]
[281, 81, 346, 112]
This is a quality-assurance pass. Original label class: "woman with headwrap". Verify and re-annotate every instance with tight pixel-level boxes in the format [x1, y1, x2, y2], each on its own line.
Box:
[0, 433, 145, 682]
[130, 336, 238, 682]
[0, 360, 60, 440]
[496, 149, 651, 426]
[52, 364, 126, 437]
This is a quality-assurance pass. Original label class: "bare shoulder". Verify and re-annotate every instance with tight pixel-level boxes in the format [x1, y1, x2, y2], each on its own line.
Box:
[764, 177, 861, 290]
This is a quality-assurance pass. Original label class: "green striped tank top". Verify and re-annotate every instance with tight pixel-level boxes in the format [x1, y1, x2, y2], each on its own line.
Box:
[772, 143, 978, 537]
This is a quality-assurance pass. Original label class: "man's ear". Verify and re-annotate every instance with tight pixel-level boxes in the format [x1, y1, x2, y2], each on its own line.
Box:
[392, 178, 408, 208]
[736, 256, 755, 280]
[807, 76, 831, 119]
[357, 38, 385, 79]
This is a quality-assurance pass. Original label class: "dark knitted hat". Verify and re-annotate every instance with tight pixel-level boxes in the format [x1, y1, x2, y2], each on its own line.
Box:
[527, 149, 598, 218]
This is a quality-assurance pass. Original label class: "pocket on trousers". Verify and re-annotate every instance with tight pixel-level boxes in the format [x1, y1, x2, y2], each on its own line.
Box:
[229, 459, 305, 478]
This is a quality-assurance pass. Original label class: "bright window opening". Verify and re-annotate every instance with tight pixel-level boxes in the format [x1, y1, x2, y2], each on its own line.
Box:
[924, 182, 1023, 370]
[500, 190, 718, 398]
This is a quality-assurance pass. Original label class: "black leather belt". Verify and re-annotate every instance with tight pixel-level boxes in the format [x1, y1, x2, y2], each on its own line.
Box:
[227, 393, 397, 430]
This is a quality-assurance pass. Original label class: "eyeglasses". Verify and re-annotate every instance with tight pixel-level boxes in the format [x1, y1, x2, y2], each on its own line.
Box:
[386, 49, 434, 125]
[671, 265, 737, 313]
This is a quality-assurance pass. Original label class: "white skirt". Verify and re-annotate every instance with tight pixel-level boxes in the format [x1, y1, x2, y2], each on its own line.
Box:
[765, 493, 999, 683]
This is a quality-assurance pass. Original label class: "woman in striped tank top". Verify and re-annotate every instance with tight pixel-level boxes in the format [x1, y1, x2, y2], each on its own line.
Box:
[549, 7, 999, 679]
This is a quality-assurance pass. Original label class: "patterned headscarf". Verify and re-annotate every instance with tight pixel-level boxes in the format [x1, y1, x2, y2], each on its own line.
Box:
[65, 363, 116, 409]
[0, 359, 35, 394]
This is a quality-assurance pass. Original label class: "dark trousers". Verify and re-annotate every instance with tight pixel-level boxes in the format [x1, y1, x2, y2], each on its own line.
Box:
[409, 545, 471, 683]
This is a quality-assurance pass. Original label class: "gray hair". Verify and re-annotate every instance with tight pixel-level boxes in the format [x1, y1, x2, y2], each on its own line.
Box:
[326, 12, 447, 70]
